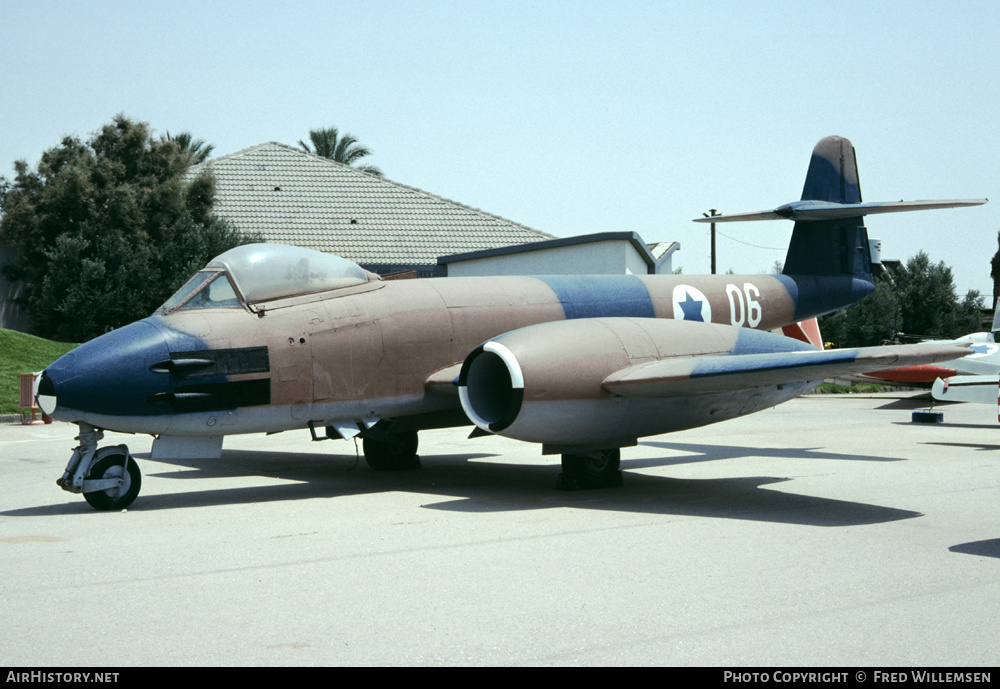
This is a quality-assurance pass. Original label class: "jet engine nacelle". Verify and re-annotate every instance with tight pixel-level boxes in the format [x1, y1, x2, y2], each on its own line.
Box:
[457, 317, 745, 449]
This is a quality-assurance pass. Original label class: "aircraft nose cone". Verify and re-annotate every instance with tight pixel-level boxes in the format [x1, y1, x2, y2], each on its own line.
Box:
[41, 319, 172, 423]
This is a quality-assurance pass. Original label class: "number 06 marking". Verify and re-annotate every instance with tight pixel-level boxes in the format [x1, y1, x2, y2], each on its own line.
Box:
[726, 283, 762, 327]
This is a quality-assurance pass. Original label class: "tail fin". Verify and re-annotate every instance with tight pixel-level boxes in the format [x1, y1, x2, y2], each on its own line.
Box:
[799, 135, 862, 204]
[691, 136, 986, 318]
[783, 136, 870, 279]
[692, 136, 986, 280]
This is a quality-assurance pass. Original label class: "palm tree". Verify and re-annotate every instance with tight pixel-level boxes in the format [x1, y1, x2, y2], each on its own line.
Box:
[299, 127, 382, 176]
[161, 131, 214, 166]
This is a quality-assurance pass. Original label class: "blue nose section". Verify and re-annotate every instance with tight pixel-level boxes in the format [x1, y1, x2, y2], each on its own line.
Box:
[42, 318, 173, 419]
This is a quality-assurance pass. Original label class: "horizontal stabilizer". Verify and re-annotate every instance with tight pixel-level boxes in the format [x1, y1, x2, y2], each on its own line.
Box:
[603, 342, 971, 397]
[693, 199, 988, 223]
[931, 375, 998, 404]
[947, 347, 1000, 376]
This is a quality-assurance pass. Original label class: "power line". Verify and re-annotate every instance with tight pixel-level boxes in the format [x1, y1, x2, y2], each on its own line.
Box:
[714, 228, 785, 251]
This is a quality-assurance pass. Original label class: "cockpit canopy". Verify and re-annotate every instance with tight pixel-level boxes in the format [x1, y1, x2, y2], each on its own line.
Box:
[158, 244, 373, 313]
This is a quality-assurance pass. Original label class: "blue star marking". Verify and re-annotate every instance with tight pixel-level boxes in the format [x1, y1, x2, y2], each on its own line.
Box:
[971, 343, 992, 355]
[679, 291, 705, 321]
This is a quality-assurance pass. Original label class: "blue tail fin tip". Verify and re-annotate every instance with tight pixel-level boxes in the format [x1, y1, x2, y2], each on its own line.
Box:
[800, 136, 861, 204]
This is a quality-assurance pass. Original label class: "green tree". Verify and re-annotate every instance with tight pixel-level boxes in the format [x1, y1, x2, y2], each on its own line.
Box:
[299, 126, 383, 176]
[889, 251, 982, 340]
[0, 115, 251, 342]
[818, 272, 900, 348]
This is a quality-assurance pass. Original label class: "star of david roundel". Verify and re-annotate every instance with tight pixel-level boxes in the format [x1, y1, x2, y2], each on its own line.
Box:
[672, 285, 712, 323]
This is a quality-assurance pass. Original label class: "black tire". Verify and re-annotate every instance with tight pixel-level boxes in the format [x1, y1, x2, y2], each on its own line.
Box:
[363, 431, 420, 471]
[558, 449, 623, 490]
[83, 453, 141, 511]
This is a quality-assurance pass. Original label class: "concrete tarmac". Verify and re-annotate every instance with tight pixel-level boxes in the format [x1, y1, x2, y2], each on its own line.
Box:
[1, 392, 998, 667]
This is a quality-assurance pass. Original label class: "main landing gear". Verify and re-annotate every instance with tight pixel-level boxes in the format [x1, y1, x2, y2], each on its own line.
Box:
[362, 429, 421, 471]
[359, 426, 624, 490]
[557, 449, 623, 490]
[57, 424, 141, 511]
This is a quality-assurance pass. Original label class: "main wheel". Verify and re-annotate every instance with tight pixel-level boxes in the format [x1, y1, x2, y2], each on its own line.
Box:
[558, 449, 623, 489]
[83, 452, 142, 511]
[363, 431, 420, 471]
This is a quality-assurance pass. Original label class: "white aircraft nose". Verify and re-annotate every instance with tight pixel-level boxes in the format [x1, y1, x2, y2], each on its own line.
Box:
[36, 369, 58, 416]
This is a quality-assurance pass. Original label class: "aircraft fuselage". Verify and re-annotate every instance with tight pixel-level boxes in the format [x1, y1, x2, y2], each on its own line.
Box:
[41, 271, 864, 438]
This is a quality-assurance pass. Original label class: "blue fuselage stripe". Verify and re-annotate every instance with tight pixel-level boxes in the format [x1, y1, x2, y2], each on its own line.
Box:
[538, 275, 655, 320]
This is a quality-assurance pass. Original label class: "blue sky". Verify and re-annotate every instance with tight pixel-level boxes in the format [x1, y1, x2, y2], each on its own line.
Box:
[3, 0, 997, 297]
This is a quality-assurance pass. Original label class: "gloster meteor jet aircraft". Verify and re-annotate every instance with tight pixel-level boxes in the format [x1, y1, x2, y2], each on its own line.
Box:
[37, 136, 985, 509]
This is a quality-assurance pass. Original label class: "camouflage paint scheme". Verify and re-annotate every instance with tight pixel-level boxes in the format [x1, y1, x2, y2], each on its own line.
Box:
[41, 271, 816, 436]
[37, 136, 985, 509]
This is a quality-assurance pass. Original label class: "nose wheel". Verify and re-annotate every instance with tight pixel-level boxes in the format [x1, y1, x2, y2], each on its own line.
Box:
[82, 452, 142, 510]
[58, 424, 142, 511]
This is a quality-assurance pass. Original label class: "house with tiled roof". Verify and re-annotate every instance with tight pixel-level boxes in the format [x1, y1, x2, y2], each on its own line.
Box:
[186, 142, 554, 276]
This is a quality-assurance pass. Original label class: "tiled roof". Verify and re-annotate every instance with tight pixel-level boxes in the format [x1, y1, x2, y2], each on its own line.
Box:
[186, 142, 553, 268]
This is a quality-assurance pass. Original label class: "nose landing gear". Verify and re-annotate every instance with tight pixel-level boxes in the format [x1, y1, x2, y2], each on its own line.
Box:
[57, 424, 142, 511]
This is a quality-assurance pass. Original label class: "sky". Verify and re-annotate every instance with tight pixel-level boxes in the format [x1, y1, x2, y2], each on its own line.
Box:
[2, 0, 998, 297]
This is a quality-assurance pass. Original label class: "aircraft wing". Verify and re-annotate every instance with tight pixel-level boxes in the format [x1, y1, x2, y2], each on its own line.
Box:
[603, 342, 971, 397]
[693, 199, 988, 223]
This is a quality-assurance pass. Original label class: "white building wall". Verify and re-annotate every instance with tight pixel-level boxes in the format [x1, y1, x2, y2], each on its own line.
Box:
[445, 240, 645, 277]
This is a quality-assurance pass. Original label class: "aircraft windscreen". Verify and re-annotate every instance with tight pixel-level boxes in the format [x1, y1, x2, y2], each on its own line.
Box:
[158, 271, 242, 312]
[205, 244, 370, 303]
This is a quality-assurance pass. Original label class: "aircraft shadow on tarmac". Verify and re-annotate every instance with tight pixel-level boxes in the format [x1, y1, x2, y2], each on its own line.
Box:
[872, 395, 935, 411]
[899, 421, 1000, 431]
[636, 440, 904, 466]
[875, 393, 1000, 429]
[5, 443, 920, 528]
[924, 441, 1000, 452]
[949, 538, 1000, 559]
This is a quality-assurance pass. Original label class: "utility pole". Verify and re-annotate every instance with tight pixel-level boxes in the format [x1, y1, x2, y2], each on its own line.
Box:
[703, 209, 720, 274]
